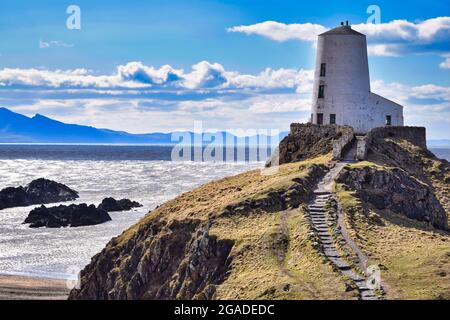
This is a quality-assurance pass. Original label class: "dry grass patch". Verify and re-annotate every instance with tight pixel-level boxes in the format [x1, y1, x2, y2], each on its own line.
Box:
[212, 207, 352, 299]
[336, 185, 450, 300]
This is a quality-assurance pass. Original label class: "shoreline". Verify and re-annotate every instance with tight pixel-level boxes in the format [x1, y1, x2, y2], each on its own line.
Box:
[0, 274, 69, 300]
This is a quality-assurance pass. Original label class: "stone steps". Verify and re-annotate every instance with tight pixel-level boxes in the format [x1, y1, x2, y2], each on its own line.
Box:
[307, 167, 378, 300]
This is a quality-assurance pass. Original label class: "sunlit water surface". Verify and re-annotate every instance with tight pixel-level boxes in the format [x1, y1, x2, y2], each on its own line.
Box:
[0, 157, 262, 279]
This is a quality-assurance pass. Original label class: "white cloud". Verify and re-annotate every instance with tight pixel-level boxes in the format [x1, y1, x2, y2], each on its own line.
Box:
[39, 40, 74, 49]
[227, 21, 327, 42]
[367, 44, 401, 57]
[352, 17, 450, 41]
[439, 53, 450, 69]
[372, 80, 450, 103]
[182, 61, 228, 89]
[227, 17, 450, 58]
[230, 68, 313, 92]
[0, 61, 312, 93]
[117, 61, 183, 85]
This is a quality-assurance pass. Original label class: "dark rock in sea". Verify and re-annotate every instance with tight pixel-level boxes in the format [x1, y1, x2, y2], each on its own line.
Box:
[0, 178, 79, 210]
[98, 197, 142, 212]
[24, 203, 111, 228]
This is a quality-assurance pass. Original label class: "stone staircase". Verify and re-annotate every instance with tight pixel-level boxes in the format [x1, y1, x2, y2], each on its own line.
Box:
[308, 192, 377, 300]
[307, 143, 378, 299]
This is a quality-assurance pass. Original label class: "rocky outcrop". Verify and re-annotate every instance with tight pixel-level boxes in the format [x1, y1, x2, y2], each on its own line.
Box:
[337, 166, 448, 230]
[364, 134, 450, 217]
[98, 198, 142, 212]
[266, 124, 353, 166]
[69, 219, 233, 300]
[0, 178, 78, 210]
[24, 204, 111, 228]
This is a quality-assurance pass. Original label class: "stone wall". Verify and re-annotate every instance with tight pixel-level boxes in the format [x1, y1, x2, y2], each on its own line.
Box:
[356, 126, 426, 160]
[367, 126, 426, 148]
[332, 127, 354, 160]
[266, 123, 353, 166]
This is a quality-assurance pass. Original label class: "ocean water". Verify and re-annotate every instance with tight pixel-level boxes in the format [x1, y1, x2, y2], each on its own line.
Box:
[0, 145, 263, 279]
[431, 148, 450, 162]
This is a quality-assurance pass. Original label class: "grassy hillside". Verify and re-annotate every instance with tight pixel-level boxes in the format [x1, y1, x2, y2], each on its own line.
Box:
[70, 135, 449, 300]
[71, 155, 360, 300]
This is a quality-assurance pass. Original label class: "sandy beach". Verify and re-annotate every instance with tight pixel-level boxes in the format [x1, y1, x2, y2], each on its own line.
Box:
[0, 274, 69, 300]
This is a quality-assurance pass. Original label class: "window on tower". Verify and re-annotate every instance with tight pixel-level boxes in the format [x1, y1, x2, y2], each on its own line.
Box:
[386, 115, 392, 126]
[318, 85, 325, 98]
[330, 114, 336, 124]
[320, 63, 326, 77]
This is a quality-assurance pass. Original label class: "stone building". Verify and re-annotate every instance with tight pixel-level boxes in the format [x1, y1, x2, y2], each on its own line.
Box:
[310, 21, 404, 134]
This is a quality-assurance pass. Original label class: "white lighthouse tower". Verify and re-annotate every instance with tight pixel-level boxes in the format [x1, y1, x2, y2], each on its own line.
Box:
[310, 21, 404, 134]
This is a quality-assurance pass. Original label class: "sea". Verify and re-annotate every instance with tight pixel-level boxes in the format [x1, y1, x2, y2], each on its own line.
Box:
[0, 145, 448, 280]
[0, 145, 264, 279]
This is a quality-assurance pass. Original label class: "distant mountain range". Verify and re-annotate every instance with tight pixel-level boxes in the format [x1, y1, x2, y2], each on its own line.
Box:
[0, 107, 448, 147]
[0, 107, 287, 145]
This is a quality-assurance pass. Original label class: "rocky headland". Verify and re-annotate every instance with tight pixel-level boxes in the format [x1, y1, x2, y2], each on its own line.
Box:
[69, 124, 450, 300]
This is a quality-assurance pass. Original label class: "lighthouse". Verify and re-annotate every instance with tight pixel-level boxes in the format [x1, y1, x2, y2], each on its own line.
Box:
[310, 21, 404, 134]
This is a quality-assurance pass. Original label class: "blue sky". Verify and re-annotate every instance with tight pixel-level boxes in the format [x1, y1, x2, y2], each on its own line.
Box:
[0, 0, 449, 139]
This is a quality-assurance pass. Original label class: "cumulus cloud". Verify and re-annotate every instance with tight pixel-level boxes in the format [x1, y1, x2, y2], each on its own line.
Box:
[183, 61, 229, 89]
[117, 62, 182, 85]
[227, 17, 450, 58]
[0, 61, 312, 93]
[352, 17, 450, 42]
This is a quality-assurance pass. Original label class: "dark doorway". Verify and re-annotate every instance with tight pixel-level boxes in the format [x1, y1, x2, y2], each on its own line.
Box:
[317, 113, 324, 125]
[386, 115, 392, 126]
[330, 114, 336, 124]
